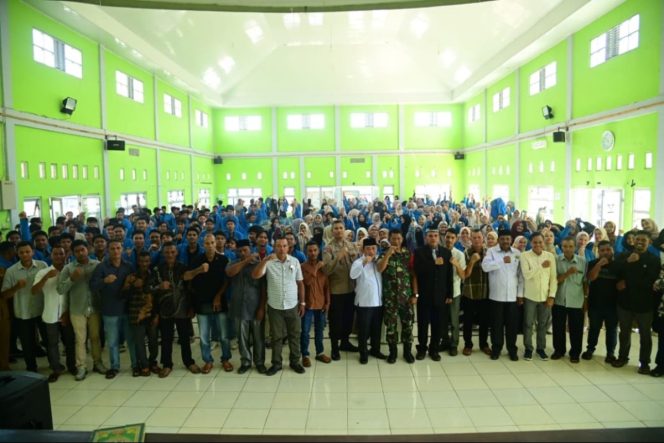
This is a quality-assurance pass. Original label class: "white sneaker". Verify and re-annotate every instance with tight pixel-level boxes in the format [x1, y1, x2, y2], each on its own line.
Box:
[75, 367, 87, 381]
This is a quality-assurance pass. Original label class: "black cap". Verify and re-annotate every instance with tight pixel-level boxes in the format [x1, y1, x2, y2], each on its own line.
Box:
[363, 238, 378, 247]
[498, 229, 511, 237]
[236, 239, 250, 248]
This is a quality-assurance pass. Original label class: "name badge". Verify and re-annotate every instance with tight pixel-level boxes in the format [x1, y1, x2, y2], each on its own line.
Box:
[435, 257, 444, 265]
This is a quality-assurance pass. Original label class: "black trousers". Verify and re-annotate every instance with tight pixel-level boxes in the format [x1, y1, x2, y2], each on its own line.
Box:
[617, 306, 653, 365]
[552, 305, 584, 358]
[462, 297, 490, 349]
[416, 301, 442, 354]
[328, 292, 355, 348]
[356, 306, 383, 355]
[490, 300, 518, 356]
[45, 321, 75, 372]
[160, 318, 195, 369]
[16, 317, 41, 371]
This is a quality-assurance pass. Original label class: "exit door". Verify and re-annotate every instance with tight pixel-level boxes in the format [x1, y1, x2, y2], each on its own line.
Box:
[592, 189, 622, 231]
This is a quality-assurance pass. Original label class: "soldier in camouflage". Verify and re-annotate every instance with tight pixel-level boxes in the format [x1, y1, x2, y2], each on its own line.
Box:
[377, 229, 418, 364]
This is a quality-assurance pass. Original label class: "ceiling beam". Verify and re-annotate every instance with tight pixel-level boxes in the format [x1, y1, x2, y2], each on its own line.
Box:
[66, 0, 495, 13]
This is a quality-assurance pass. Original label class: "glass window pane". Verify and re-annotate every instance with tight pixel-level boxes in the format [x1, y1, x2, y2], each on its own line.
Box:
[245, 115, 262, 130]
[287, 114, 302, 130]
[350, 113, 366, 128]
[309, 113, 325, 129]
[225, 116, 239, 131]
[502, 88, 510, 107]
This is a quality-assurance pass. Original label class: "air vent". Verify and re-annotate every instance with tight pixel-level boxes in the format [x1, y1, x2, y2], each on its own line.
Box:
[350, 158, 365, 164]
[129, 148, 140, 157]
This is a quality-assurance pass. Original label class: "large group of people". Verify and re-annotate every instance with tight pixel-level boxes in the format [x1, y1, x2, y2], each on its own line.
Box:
[1, 192, 663, 386]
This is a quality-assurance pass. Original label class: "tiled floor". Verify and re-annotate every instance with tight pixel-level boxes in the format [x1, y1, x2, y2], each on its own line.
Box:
[39, 330, 664, 435]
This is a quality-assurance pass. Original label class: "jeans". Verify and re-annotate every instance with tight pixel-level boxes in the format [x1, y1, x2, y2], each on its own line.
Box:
[462, 297, 490, 349]
[301, 309, 326, 357]
[198, 313, 232, 363]
[45, 321, 75, 372]
[128, 324, 149, 369]
[237, 319, 265, 367]
[552, 305, 584, 358]
[617, 306, 653, 365]
[356, 306, 383, 356]
[523, 299, 551, 352]
[160, 317, 195, 369]
[268, 305, 301, 367]
[16, 317, 41, 371]
[103, 315, 137, 371]
[586, 303, 618, 355]
[490, 300, 518, 356]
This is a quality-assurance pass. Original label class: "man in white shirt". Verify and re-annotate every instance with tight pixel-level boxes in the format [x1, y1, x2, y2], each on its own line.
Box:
[482, 229, 521, 361]
[350, 238, 387, 364]
[252, 237, 306, 376]
[519, 232, 557, 361]
[31, 246, 75, 382]
[441, 229, 466, 356]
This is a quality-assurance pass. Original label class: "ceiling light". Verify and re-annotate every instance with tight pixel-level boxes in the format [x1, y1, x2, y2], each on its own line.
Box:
[283, 13, 301, 29]
[203, 68, 221, 89]
[131, 49, 143, 59]
[410, 16, 428, 38]
[218, 56, 235, 74]
[454, 66, 471, 83]
[440, 49, 456, 67]
[245, 22, 263, 44]
[114, 37, 126, 48]
[307, 12, 323, 26]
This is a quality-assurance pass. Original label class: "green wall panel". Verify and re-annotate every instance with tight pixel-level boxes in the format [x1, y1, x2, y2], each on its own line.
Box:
[402, 154, 462, 200]
[375, 155, 399, 196]
[486, 73, 517, 142]
[462, 92, 485, 148]
[156, 79, 190, 147]
[340, 156, 373, 186]
[339, 105, 398, 151]
[572, 0, 661, 118]
[276, 106, 335, 152]
[107, 145, 158, 210]
[159, 150, 192, 204]
[519, 139, 566, 221]
[485, 144, 516, 202]
[304, 156, 336, 187]
[214, 158, 273, 201]
[403, 104, 463, 150]
[277, 157, 301, 198]
[213, 107, 272, 154]
[10, 0, 101, 128]
[191, 98, 214, 153]
[461, 150, 486, 201]
[104, 50, 155, 139]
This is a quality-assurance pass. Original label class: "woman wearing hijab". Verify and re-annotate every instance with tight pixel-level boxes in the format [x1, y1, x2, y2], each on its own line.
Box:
[575, 231, 595, 262]
[512, 235, 528, 252]
[297, 222, 312, 253]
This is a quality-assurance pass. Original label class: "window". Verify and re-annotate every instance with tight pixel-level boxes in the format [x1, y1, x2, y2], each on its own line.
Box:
[284, 187, 296, 205]
[606, 155, 613, 170]
[528, 186, 554, 221]
[131, 169, 137, 181]
[287, 113, 325, 130]
[590, 15, 639, 68]
[575, 158, 581, 172]
[492, 87, 510, 112]
[143, 169, 148, 181]
[616, 154, 623, 170]
[224, 115, 262, 131]
[350, 112, 388, 128]
[93, 166, 100, 179]
[32, 29, 82, 78]
[628, 153, 635, 170]
[468, 104, 480, 123]
[115, 71, 144, 103]
[198, 189, 210, 208]
[72, 165, 78, 179]
[163, 94, 182, 117]
[39, 162, 46, 179]
[20, 162, 29, 179]
[61, 164, 68, 179]
[632, 189, 650, 227]
[167, 190, 185, 208]
[413, 111, 452, 127]
[645, 152, 653, 169]
[529, 62, 557, 95]
[82, 166, 88, 179]
[226, 188, 262, 206]
[119, 168, 125, 180]
[596, 156, 603, 171]
[121, 193, 147, 214]
[195, 109, 209, 128]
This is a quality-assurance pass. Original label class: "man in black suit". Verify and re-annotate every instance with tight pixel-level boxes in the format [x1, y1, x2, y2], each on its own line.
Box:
[413, 228, 454, 361]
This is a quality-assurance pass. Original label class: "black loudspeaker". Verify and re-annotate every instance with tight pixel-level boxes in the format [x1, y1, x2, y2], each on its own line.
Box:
[0, 371, 53, 430]
[213, 156, 223, 165]
[454, 152, 465, 160]
[106, 139, 126, 151]
[552, 131, 566, 143]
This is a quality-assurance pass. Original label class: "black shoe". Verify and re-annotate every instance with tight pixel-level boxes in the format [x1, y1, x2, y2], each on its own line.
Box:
[490, 353, 500, 361]
[605, 355, 617, 364]
[132, 367, 141, 377]
[509, 354, 519, 362]
[387, 345, 397, 364]
[105, 369, 118, 379]
[237, 365, 251, 374]
[340, 342, 359, 353]
[638, 364, 651, 375]
[265, 365, 282, 376]
[289, 363, 305, 374]
[612, 358, 628, 368]
[255, 365, 267, 374]
[536, 349, 549, 361]
[570, 357, 580, 364]
[449, 348, 458, 357]
[439, 342, 450, 352]
[581, 351, 593, 361]
[403, 344, 415, 364]
[550, 352, 563, 360]
[416, 349, 426, 360]
[331, 350, 341, 361]
[650, 366, 664, 377]
[370, 350, 388, 360]
[35, 347, 47, 358]
[429, 352, 441, 362]
[359, 353, 368, 365]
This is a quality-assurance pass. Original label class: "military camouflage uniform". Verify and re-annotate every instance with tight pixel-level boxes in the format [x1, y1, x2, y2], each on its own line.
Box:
[380, 248, 414, 345]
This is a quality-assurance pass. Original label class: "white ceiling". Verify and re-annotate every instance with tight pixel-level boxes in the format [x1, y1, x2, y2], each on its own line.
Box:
[27, 0, 624, 107]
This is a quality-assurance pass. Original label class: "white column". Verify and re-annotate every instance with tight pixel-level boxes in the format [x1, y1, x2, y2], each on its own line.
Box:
[514, 68, 521, 208]
[1, 0, 17, 226]
[565, 35, 574, 220]
[335, 106, 341, 198]
[271, 107, 278, 197]
[99, 44, 112, 217]
[153, 74, 163, 207]
[398, 104, 405, 199]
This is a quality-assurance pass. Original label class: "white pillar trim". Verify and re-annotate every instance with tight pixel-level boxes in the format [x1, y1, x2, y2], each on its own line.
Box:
[271, 107, 278, 197]
[99, 45, 112, 218]
[153, 73, 162, 207]
[0, 0, 13, 108]
[398, 104, 405, 199]
[565, 34, 574, 220]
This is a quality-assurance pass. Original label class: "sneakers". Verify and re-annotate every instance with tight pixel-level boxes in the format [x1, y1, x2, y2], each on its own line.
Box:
[536, 350, 549, 361]
[581, 351, 593, 361]
[75, 367, 87, 381]
[524, 350, 533, 361]
[93, 363, 108, 374]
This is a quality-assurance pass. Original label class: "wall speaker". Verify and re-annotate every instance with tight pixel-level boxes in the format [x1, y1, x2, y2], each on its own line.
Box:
[213, 156, 223, 165]
[106, 140, 126, 151]
[454, 152, 465, 160]
[552, 131, 566, 143]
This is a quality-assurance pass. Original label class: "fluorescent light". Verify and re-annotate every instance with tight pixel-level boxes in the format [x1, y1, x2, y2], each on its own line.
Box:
[410, 16, 428, 38]
[218, 56, 235, 74]
[245, 22, 263, 44]
[114, 37, 126, 48]
[440, 49, 456, 67]
[283, 13, 301, 29]
[203, 68, 221, 89]
[308, 12, 323, 26]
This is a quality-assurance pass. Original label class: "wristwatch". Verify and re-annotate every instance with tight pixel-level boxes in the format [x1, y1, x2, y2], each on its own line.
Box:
[414, 293, 419, 298]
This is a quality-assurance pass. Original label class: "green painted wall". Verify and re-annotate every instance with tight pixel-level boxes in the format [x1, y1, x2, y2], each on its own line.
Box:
[277, 157, 301, 197]
[107, 145, 158, 211]
[573, 0, 661, 118]
[159, 150, 192, 204]
[340, 156, 373, 186]
[214, 158, 273, 202]
[403, 154, 462, 199]
[461, 150, 486, 201]
[402, 104, 463, 150]
[104, 49, 155, 139]
[213, 107, 272, 154]
[304, 157, 336, 187]
[486, 73, 517, 141]
[15, 126, 105, 228]
[191, 97, 214, 153]
[156, 79, 189, 147]
[462, 92, 485, 148]
[10, 0, 101, 128]
[276, 106, 335, 152]
[485, 144, 516, 202]
[519, 139, 566, 221]
[339, 105, 398, 151]
[375, 155, 399, 196]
